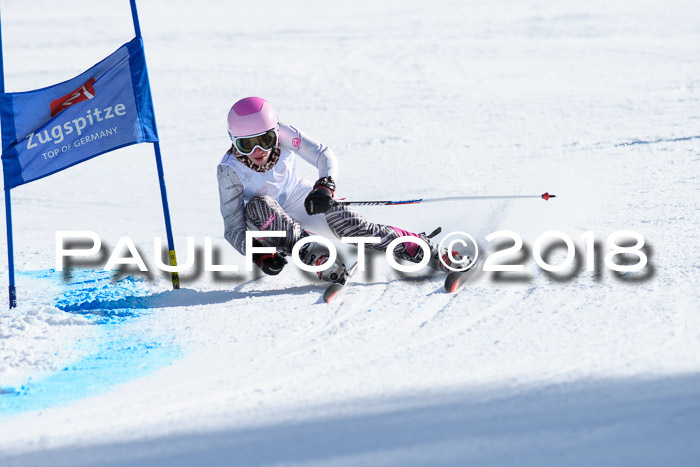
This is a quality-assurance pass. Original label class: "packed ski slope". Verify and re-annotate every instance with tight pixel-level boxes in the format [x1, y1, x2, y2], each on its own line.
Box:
[1, 0, 699, 465]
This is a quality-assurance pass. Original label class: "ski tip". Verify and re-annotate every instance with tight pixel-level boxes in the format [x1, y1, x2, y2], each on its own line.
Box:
[323, 283, 344, 303]
[444, 272, 463, 294]
[324, 292, 338, 303]
[325, 290, 340, 303]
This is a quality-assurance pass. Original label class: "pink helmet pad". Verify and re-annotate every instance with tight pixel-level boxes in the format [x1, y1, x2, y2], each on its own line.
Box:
[232, 97, 265, 116]
[227, 97, 278, 138]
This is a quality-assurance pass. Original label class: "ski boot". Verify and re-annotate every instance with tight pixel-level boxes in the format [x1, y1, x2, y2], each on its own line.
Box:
[297, 241, 347, 283]
[427, 245, 474, 274]
[298, 241, 356, 303]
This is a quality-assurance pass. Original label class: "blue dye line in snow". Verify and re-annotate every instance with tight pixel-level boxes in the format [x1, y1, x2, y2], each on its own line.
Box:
[0, 269, 181, 418]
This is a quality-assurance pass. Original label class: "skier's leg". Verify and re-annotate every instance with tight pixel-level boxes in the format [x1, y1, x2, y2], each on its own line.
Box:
[244, 195, 305, 255]
[245, 195, 346, 281]
[324, 204, 462, 272]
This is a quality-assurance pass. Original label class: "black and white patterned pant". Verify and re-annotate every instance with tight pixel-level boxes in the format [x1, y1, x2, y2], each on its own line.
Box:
[244, 195, 433, 263]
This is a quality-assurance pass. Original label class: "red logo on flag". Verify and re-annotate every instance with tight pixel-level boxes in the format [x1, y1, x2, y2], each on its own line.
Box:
[50, 78, 96, 117]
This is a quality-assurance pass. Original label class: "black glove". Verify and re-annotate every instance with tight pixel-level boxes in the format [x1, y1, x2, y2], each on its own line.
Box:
[304, 176, 336, 215]
[251, 239, 287, 275]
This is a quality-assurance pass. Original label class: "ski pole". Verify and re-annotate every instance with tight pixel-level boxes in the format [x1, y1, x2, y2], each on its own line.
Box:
[335, 192, 556, 206]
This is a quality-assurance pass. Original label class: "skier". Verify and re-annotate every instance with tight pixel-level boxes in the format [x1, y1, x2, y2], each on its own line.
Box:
[217, 96, 465, 283]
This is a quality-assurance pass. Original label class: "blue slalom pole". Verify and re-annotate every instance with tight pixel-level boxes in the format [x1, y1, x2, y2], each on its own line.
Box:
[3, 189, 15, 309]
[129, 0, 142, 39]
[0, 7, 17, 308]
[129, 0, 179, 289]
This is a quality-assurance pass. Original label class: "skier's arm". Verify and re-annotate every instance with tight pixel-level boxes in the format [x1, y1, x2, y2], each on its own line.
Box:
[217, 164, 247, 255]
[279, 123, 339, 179]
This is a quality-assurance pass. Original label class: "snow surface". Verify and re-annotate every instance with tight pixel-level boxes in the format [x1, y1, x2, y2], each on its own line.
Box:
[1, 0, 699, 465]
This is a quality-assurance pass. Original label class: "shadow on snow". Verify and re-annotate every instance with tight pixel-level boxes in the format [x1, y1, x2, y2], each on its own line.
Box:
[1, 373, 699, 466]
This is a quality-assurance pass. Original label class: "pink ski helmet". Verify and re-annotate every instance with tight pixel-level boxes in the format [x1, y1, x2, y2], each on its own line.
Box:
[227, 97, 278, 138]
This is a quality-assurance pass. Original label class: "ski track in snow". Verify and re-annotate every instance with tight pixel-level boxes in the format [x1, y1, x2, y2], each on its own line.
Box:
[1, 0, 700, 465]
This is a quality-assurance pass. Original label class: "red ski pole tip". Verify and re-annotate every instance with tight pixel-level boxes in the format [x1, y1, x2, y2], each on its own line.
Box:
[541, 192, 556, 200]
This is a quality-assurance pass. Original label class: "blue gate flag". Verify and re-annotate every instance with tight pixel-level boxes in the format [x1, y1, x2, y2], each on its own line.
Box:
[0, 37, 157, 189]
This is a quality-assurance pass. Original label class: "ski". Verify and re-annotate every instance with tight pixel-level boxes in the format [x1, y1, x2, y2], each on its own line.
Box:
[444, 253, 482, 293]
[323, 262, 358, 304]
[445, 271, 466, 293]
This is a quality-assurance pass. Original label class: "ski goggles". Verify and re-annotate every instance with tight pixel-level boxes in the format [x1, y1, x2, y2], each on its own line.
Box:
[231, 128, 278, 155]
